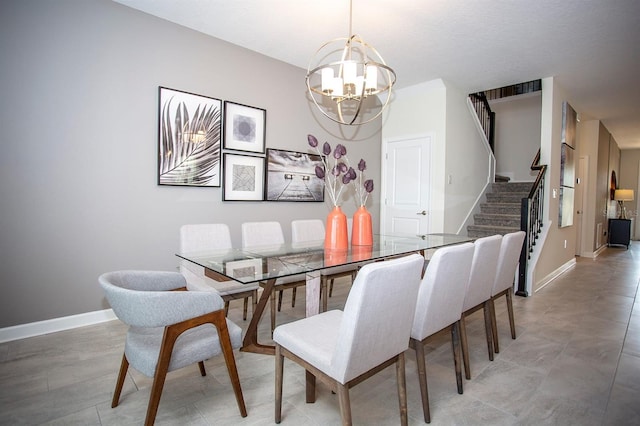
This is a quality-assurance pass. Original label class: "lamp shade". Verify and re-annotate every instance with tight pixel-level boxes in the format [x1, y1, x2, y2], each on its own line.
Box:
[614, 189, 634, 201]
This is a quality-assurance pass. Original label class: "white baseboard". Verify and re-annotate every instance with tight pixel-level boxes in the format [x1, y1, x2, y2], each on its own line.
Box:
[534, 257, 577, 293]
[0, 309, 117, 343]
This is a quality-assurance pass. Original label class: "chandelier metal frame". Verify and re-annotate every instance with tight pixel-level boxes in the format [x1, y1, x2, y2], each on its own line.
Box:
[305, 1, 396, 125]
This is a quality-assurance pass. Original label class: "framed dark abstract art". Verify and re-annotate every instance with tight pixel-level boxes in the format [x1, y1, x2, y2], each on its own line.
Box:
[223, 101, 266, 154]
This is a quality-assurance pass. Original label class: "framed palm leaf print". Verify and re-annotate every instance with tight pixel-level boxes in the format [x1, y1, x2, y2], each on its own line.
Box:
[158, 87, 222, 187]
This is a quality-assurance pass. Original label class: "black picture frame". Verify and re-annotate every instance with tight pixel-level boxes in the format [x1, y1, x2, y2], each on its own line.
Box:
[158, 87, 222, 187]
[223, 101, 266, 154]
[265, 148, 325, 202]
[222, 153, 265, 201]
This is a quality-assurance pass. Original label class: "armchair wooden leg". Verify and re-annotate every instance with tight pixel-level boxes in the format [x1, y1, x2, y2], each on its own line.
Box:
[197, 361, 206, 376]
[459, 315, 471, 380]
[243, 296, 249, 321]
[275, 344, 284, 424]
[212, 310, 247, 418]
[396, 353, 408, 426]
[146, 331, 175, 426]
[412, 338, 431, 423]
[224, 301, 230, 317]
[451, 321, 464, 395]
[337, 383, 352, 426]
[291, 287, 297, 308]
[111, 354, 129, 408]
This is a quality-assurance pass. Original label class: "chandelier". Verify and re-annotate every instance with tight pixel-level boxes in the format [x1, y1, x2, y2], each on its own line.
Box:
[305, 0, 396, 126]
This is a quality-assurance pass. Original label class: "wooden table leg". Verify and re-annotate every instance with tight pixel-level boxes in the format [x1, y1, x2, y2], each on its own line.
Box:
[241, 272, 322, 355]
[241, 278, 276, 355]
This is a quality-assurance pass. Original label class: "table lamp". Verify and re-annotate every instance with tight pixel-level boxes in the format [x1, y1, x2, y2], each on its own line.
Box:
[614, 189, 634, 219]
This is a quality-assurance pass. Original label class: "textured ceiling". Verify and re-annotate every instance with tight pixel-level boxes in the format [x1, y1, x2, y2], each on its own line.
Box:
[114, 0, 640, 148]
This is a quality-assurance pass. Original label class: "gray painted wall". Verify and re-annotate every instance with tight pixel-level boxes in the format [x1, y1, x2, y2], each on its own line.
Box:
[0, 0, 382, 327]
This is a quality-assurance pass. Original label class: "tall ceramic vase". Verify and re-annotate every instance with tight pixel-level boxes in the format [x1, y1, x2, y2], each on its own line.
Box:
[325, 206, 348, 249]
[351, 205, 373, 246]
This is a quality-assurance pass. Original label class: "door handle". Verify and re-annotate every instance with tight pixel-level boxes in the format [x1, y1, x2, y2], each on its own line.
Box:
[417, 210, 427, 215]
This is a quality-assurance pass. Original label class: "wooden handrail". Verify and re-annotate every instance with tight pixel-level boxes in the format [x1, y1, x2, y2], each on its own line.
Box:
[468, 92, 495, 152]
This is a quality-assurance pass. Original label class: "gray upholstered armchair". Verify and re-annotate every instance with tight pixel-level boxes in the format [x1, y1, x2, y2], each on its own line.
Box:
[99, 270, 247, 426]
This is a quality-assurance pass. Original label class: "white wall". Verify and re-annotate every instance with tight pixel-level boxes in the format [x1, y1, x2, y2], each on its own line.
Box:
[531, 77, 577, 291]
[444, 82, 492, 232]
[0, 0, 382, 327]
[491, 93, 542, 182]
[382, 79, 490, 234]
[382, 80, 447, 231]
[577, 119, 601, 253]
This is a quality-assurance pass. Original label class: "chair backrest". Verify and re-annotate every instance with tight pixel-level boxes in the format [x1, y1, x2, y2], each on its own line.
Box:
[462, 234, 502, 311]
[330, 253, 425, 383]
[291, 219, 325, 243]
[241, 221, 285, 248]
[411, 243, 475, 341]
[492, 231, 526, 296]
[179, 223, 233, 253]
[99, 270, 223, 328]
[178, 224, 233, 281]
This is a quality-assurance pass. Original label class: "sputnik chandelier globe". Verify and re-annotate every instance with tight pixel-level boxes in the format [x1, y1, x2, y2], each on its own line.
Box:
[305, 0, 396, 126]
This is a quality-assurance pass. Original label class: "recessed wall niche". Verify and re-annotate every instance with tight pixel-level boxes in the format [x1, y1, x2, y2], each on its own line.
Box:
[559, 101, 576, 228]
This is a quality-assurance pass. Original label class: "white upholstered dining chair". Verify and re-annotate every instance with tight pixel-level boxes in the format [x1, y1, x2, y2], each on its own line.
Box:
[179, 223, 259, 320]
[459, 234, 502, 380]
[490, 230, 526, 353]
[410, 242, 475, 423]
[99, 270, 247, 426]
[241, 221, 307, 333]
[273, 253, 424, 425]
[291, 219, 358, 311]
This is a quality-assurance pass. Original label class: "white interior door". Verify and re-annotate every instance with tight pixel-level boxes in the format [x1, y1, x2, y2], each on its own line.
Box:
[381, 136, 431, 236]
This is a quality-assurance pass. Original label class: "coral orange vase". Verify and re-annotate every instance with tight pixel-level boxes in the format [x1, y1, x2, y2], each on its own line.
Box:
[351, 205, 373, 246]
[325, 206, 349, 249]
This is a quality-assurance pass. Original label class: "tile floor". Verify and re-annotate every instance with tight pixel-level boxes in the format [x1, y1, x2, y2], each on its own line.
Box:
[1, 244, 639, 425]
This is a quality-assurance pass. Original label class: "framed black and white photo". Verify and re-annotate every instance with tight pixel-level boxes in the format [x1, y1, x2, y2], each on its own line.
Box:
[158, 87, 222, 187]
[223, 101, 266, 154]
[265, 148, 325, 202]
[223, 153, 265, 201]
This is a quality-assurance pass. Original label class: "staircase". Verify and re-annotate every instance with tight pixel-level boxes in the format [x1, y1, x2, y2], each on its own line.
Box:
[467, 181, 533, 238]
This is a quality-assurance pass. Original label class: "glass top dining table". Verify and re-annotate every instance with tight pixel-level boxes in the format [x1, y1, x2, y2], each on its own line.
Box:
[177, 233, 472, 355]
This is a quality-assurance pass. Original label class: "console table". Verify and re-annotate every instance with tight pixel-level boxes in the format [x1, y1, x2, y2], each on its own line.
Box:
[608, 219, 631, 249]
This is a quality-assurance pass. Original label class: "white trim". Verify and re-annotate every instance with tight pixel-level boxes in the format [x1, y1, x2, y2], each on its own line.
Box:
[525, 219, 551, 295]
[457, 179, 490, 235]
[580, 244, 607, 259]
[534, 257, 576, 293]
[458, 97, 496, 234]
[0, 309, 117, 343]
